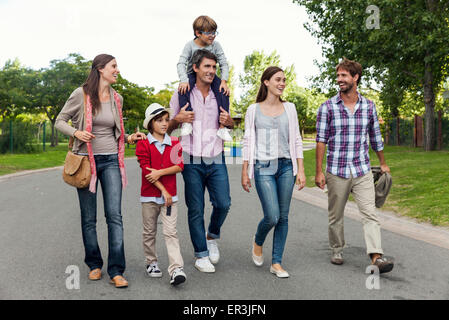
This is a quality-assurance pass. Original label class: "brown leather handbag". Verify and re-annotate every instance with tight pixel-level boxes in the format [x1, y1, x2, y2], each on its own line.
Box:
[62, 94, 91, 188]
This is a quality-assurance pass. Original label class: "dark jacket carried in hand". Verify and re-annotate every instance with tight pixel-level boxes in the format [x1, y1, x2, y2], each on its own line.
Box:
[371, 166, 392, 208]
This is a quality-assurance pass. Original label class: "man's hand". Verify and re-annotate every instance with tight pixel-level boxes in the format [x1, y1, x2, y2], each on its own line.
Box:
[219, 80, 230, 96]
[315, 171, 326, 190]
[219, 107, 233, 127]
[174, 103, 194, 124]
[380, 163, 390, 174]
[178, 82, 190, 95]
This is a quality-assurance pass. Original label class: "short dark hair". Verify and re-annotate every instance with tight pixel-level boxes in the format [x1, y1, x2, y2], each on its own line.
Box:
[147, 111, 169, 133]
[192, 49, 218, 71]
[336, 57, 362, 85]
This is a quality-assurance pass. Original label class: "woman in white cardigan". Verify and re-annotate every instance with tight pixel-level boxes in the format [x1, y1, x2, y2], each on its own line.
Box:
[241, 66, 306, 278]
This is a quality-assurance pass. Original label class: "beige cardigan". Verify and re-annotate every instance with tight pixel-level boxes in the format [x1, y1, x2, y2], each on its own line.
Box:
[55, 87, 128, 154]
[242, 102, 304, 179]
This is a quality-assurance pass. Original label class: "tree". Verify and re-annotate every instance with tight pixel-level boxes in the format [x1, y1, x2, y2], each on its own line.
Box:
[0, 59, 34, 118]
[294, 0, 449, 151]
[237, 50, 296, 115]
[285, 84, 326, 137]
[112, 74, 154, 132]
[35, 53, 91, 146]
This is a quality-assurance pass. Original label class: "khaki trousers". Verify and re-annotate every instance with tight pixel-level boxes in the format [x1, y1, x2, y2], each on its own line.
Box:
[141, 202, 184, 275]
[326, 171, 383, 256]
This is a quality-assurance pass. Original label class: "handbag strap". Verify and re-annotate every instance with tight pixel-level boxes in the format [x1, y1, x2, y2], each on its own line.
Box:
[68, 92, 88, 151]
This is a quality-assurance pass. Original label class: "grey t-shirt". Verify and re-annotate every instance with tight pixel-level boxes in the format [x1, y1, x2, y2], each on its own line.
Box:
[254, 104, 290, 160]
[177, 40, 229, 83]
[90, 101, 118, 155]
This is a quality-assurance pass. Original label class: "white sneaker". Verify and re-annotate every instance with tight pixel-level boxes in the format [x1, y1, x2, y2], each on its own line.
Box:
[194, 257, 215, 273]
[206, 237, 220, 264]
[216, 127, 233, 141]
[170, 267, 186, 286]
[146, 262, 162, 278]
[180, 122, 193, 136]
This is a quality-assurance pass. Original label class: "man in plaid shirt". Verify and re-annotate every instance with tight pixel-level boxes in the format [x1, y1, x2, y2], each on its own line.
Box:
[315, 58, 394, 274]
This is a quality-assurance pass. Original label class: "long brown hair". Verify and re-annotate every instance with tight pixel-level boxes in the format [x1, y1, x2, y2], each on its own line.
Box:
[82, 54, 115, 114]
[256, 66, 286, 103]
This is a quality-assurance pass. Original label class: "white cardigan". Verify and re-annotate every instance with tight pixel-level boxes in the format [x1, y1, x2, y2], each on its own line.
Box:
[242, 102, 304, 179]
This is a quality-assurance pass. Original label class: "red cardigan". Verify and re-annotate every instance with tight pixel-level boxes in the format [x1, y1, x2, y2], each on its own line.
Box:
[135, 136, 184, 197]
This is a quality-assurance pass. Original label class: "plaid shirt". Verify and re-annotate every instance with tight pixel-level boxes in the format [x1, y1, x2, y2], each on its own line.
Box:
[316, 92, 384, 178]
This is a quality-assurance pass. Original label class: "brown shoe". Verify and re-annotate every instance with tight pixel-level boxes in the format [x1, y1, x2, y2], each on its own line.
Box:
[109, 275, 128, 288]
[372, 256, 394, 274]
[88, 268, 102, 281]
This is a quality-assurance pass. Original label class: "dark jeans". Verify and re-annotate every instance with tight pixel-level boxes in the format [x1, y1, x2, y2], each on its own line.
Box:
[76, 154, 125, 279]
[254, 158, 295, 264]
[181, 152, 231, 258]
[179, 73, 230, 119]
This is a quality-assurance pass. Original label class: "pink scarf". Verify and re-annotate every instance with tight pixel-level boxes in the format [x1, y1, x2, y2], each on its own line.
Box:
[85, 91, 128, 193]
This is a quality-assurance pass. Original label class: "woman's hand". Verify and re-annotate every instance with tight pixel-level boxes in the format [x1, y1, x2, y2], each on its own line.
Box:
[145, 167, 163, 184]
[74, 130, 96, 143]
[241, 171, 252, 193]
[296, 170, 306, 191]
[162, 190, 173, 207]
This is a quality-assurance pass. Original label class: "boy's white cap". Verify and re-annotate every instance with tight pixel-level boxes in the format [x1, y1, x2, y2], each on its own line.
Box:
[143, 103, 172, 130]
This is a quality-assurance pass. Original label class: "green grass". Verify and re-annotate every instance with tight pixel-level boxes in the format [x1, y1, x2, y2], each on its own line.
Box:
[2, 144, 448, 226]
[303, 146, 449, 226]
[0, 143, 137, 176]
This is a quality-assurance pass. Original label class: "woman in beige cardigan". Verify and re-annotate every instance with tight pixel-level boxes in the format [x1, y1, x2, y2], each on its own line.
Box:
[56, 54, 145, 288]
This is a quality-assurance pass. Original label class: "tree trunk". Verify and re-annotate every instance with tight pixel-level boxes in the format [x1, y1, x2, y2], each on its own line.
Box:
[423, 61, 436, 151]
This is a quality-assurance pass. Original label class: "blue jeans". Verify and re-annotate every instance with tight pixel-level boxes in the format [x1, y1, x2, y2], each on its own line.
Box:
[76, 154, 125, 279]
[254, 158, 295, 265]
[182, 152, 231, 258]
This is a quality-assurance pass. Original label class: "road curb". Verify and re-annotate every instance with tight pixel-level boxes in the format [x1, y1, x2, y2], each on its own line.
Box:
[293, 187, 449, 251]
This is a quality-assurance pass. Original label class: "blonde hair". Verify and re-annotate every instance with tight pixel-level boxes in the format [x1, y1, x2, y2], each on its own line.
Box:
[193, 15, 217, 37]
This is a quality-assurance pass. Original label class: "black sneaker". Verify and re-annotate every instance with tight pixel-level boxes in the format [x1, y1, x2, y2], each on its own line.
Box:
[373, 256, 394, 274]
[170, 268, 186, 286]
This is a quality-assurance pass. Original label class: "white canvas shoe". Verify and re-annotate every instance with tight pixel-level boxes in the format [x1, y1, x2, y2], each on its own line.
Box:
[206, 237, 220, 264]
[194, 257, 215, 273]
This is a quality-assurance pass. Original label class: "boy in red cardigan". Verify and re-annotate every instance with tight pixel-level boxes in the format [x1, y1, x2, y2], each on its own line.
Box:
[136, 103, 186, 286]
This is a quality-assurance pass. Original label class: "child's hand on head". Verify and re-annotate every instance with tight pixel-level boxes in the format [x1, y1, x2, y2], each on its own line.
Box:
[178, 82, 190, 95]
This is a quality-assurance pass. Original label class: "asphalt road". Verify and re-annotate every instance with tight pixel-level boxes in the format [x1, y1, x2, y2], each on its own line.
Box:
[1, 157, 449, 300]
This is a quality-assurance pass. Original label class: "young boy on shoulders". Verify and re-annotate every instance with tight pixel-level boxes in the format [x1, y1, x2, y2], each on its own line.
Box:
[176, 15, 232, 141]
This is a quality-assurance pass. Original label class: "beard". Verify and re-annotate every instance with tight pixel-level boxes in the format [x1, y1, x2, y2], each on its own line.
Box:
[339, 81, 354, 93]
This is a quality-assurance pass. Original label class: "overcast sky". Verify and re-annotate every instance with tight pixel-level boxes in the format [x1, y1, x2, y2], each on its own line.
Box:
[0, 0, 323, 93]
